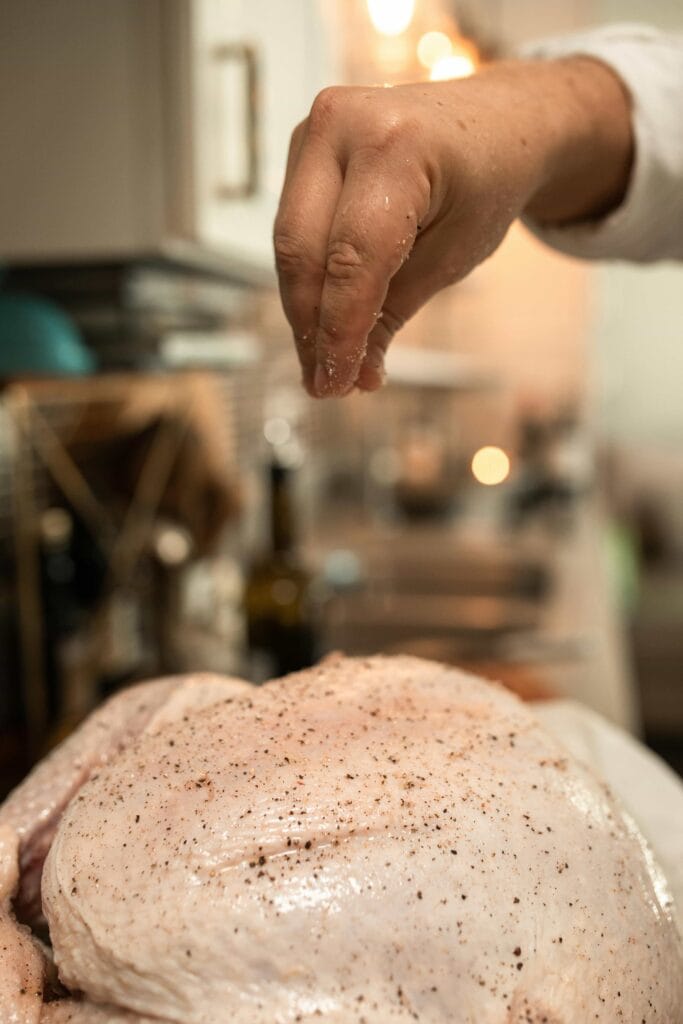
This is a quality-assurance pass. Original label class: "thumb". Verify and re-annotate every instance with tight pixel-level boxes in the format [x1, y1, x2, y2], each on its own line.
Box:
[354, 232, 454, 391]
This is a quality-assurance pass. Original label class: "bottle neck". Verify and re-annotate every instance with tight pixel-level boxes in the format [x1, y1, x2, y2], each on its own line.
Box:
[270, 462, 296, 555]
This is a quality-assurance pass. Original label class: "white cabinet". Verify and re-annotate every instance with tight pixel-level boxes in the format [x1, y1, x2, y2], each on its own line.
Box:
[0, 0, 340, 274]
[191, 0, 339, 268]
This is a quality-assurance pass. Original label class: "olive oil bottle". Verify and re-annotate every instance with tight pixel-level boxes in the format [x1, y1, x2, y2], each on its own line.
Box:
[244, 460, 317, 681]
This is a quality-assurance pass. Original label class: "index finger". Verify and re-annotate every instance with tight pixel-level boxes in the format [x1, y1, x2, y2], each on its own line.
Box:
[313, 155, 429, 397]
[274, 127, 343, 395]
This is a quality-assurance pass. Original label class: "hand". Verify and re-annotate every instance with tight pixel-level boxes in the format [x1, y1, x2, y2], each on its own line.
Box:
[274, 58, 632, 398]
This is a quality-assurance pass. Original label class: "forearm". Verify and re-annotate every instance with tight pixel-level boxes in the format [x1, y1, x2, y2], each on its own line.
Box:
[438, 56, 634, 227]
[520, 26, 683, 262]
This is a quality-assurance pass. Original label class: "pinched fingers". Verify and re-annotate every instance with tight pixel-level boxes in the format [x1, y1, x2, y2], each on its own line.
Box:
[354, 229, 466, 392]
[275, 86, 433, 398]
[355, 306, 405, 392]
[274, 122, 343, 395]
[312, 161, 429, 397]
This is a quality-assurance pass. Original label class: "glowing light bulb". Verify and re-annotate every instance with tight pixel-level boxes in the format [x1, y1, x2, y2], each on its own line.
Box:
[430, 48, 479, 80]
[417, 31, 452, 69]
[471, 446, 510, 486]
[367, 0, 415, 37]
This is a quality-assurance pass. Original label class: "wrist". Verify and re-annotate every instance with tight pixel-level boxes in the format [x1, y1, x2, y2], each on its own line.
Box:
[524, 56, 634, 225]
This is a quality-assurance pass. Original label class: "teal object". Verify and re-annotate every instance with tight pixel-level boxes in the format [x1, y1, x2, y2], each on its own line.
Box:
[0, 292, 95, 377]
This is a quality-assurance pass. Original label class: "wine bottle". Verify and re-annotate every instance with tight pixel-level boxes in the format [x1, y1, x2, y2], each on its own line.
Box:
[39, 507, 80, 729]
[244, 460, 317, 682]
[39, 507, 96, 747]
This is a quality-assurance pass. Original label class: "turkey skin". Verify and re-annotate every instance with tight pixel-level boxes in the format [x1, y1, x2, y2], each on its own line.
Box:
[1, 656, 681, 1023]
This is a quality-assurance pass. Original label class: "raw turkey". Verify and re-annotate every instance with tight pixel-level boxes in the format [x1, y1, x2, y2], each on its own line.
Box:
[0, 656, 681, 1023]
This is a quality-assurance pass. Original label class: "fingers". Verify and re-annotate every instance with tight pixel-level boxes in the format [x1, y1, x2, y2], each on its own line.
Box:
[275, 87, 434, 398]
[354, 231, 454, 392]
[354, 308, 404, 393]
[274, 126, 343, 395]
[313, 156, 429, 397]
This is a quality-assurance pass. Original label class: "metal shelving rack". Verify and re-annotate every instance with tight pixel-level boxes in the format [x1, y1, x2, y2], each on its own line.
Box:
[3, 371, 242, 757]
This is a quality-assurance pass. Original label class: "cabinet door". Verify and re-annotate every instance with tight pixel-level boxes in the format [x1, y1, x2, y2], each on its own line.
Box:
[0, 0, 167, 262]
[191, 0, 340, 272]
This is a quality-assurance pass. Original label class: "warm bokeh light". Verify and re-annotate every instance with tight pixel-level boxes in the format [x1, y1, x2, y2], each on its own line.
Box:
[263, 417, 291, 446]
[471, 446, 511, 486]
[367, 0, 415, 37]
[417, 30, 452, 69]
[429, 39, 478, 80]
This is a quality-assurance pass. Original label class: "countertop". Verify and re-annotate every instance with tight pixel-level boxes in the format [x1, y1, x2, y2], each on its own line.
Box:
[309, 495, 639, 733]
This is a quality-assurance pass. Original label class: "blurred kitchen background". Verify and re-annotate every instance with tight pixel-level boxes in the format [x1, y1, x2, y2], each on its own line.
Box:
[1, 0, 682, 794]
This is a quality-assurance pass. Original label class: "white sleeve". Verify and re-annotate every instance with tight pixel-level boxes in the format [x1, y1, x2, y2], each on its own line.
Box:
[521, 24, 683, 262]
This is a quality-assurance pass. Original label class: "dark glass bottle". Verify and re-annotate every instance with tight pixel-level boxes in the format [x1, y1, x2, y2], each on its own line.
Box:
[39, 507, 106, 745]
[244, 461, 317, 681]
[39, 508, 80, 730]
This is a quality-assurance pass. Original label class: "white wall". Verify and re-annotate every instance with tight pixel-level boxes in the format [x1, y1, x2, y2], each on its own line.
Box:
[590, 1, 683, 448]
[593, 263, 683, 449]
[595, 0, 681, 30]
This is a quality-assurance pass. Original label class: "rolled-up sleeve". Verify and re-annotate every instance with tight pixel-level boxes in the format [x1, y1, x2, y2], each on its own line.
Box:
[521, 24, 683, 262]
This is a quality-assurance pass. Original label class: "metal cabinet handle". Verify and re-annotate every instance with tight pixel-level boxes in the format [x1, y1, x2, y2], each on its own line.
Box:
[213, 43, 259, 200]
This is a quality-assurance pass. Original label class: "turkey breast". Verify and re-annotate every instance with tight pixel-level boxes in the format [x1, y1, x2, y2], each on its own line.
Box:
[1, 656, 681, 1023]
